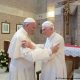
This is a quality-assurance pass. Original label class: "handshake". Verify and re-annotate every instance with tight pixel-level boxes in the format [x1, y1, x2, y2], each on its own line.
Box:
[21, 40, 59, 53]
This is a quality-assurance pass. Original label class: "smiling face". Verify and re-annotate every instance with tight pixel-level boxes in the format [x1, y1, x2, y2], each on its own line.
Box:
[24, 22, 37, 35]
[42, 27, 54, 37]
[41, 21, 55, 37]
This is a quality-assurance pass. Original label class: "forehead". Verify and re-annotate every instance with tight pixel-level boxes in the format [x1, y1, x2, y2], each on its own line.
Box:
[42, 27, 51, 30]
[29, 22, 36, 25]
[28, 22, 36, 27]
[28, 22, 37, 29]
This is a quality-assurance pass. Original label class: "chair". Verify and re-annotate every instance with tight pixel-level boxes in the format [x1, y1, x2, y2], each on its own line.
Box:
[65, 56, 80, 80]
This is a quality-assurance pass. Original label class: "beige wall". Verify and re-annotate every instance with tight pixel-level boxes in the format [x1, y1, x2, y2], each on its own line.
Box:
[0, 12, 25, 49]
[55, 14, 63, 36]
[77, 5, 80, 45]
[35, 19, 47, 44]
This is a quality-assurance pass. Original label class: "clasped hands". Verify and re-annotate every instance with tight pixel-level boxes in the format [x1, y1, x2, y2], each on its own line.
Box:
[21, 40, 59, 53]
[22, 40, 35, 49]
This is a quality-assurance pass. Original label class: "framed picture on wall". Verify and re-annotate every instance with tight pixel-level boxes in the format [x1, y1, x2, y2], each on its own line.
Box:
[16, 24, 23, 31]
[1, 22, 10, 34]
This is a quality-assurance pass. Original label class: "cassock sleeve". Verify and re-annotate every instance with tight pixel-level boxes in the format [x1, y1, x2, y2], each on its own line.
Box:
[20, 47, 52, 62]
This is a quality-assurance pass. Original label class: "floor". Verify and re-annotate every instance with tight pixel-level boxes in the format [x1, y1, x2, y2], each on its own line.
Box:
[0, 68, 9, 80]
[0, 73, 9, 80]
[0, 65, 80, 80]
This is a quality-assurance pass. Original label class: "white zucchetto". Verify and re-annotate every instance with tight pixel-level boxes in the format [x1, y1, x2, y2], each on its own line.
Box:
[42, 21, 54, 30]
[23, 17, 36, 23]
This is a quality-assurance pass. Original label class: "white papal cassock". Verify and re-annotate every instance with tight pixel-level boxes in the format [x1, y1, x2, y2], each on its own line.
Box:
[8, 27, 52, 80]
[21, 32, 67, 80]
[41, 32, 67, 80]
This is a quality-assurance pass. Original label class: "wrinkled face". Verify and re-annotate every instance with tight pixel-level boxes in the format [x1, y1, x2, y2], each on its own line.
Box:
[42, 27, 53, 37]
[26, 22, 37, 35]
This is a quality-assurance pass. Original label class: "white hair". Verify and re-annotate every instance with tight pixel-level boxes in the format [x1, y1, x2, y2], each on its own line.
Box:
[42, 21, 54, 30]
[23, 17, 36, 27]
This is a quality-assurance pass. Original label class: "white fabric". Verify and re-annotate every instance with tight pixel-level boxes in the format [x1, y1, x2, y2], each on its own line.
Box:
[20, 32, 67, 80]
[8, 27, 35, 80]
[23, 18, 35, 23]
[41, 32, 67, 80]
[65, 47, 80, 57]
[20, 47, 52, 62]
[42, 21, 54, 30]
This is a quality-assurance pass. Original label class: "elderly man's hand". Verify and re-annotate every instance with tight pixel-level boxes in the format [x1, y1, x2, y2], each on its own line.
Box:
[21, 40, 35, 49]
[51, 44, 59, 53]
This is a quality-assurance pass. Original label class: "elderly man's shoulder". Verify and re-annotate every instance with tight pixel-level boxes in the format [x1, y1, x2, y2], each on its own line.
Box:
[55, 33, 64, 41]
[56, 33, 63, 38]
[11, 31, 24, 41]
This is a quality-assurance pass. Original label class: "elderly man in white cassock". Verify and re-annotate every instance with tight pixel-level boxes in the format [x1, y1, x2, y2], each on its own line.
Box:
[21, 21, 67, 80]
[41, 21, 67, 80]
[8, 18, 58, 80]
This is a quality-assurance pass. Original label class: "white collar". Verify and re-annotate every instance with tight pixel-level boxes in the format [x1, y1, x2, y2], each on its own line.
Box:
[20, 27, 29, 37]
[48, 32, 56, 40]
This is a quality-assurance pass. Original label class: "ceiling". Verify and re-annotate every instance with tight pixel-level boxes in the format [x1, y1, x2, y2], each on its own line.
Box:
[0, 0, 37, 13]
[0, 0, 64, 12]
[0, 0, 78, 14]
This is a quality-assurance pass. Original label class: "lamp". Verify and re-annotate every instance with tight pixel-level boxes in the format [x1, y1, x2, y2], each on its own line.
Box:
[47, 11, 55, 18]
